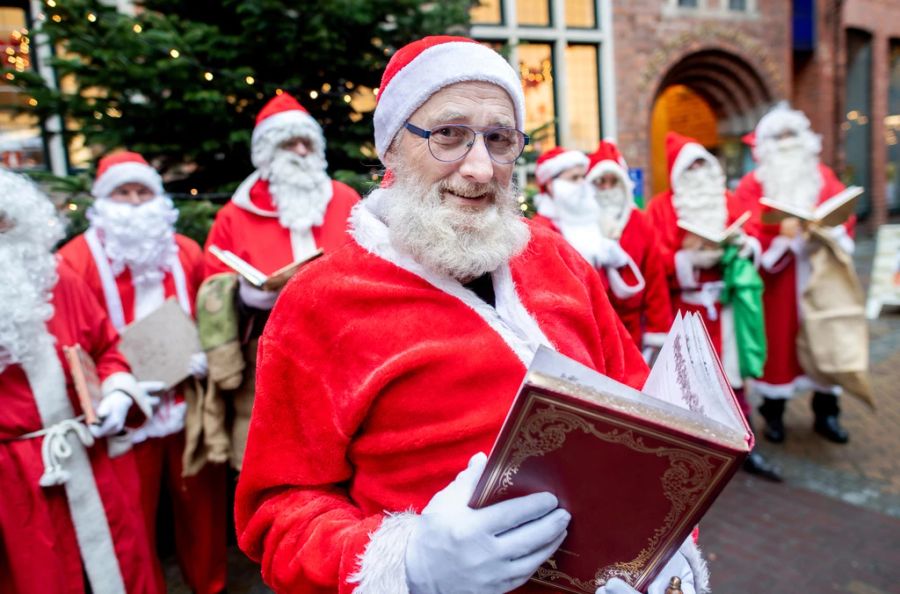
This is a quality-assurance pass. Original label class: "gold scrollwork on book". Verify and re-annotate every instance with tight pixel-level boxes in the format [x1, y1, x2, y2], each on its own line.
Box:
[489, 401, 715, 592]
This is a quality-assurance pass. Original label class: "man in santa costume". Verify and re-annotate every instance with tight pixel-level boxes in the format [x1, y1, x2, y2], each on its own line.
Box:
[735, 104, 855, 444]
[59, 152, 227, 594]
[199, 92, 359, 470]
[645, 132, 779, 481]
[0, 168, 158, 594]
[235, 36, 708, 594]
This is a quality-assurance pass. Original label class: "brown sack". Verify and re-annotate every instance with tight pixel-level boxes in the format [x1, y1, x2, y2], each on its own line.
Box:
[796, 227, 875, 407]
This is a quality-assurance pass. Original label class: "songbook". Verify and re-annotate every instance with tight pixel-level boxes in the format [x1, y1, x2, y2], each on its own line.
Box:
[118, 299, 201, 391]
[469, 312, 753, 593]
[677, 210, 750, 245]
[760, 185, 863, 227]
[209, 245, 323, 292]
[63, 344, 104, 425]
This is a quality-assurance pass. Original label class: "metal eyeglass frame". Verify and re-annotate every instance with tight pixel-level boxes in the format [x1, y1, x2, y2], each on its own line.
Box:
[404, 122, 530, 164]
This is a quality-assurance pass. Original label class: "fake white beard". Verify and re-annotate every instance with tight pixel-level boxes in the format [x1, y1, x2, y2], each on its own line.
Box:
[0, 243, 58, 372]
[551, 179, 601, 224]
[87, 195, 179, 286]
[756, 137, 823, 212]
[594, 186, 630, 239]
[671, 164, 728, 232]
[381, 162, 530, 282]
[267, 149, 333, 233]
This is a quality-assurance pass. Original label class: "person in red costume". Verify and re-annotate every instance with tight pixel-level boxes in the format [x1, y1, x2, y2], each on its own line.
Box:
[0, 168, 158, 594]
[735, 104, 855, 444]
[584, 140, 673, 356]
[203, 92, 360, 310]
[58, 152, 227, 594]
[235, 36, 709, 594]
[645, 132, 780, 481]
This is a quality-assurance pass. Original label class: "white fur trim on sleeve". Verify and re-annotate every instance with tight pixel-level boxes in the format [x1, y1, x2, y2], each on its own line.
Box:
[101, 371, 152, 420]
[760, 235, 794, 272]
[674, 250, 700, 289]
[347, 511, 418, 594]
[740, 235, 762, 269]
[679, 538, 710, 594]
[607, 256, 646, 300]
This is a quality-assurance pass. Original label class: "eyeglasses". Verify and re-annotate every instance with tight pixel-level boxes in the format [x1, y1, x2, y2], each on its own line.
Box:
[404, 122, 529, 164]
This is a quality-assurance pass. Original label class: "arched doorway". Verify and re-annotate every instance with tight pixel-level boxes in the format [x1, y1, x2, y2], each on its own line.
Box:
[650, 49, 774, 195]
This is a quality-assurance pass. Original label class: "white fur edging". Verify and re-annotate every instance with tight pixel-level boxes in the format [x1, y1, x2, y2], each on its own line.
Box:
[680, 538, 710, 594]
[347, 511, 418, 594]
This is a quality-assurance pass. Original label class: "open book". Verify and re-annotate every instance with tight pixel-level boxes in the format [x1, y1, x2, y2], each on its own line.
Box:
[63, 344, 104, 425]
[677, 210, 750, 245]
[209, 245, 323, 292]
[469, 312, 752, 593]
[760, 185, 863, 227]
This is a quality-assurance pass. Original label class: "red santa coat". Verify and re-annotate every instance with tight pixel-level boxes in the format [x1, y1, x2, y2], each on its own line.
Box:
[203, 178, 359, 277]
[235, 194, 648, 594]
[533, 211, 673, 347]
[736, 164, 854, 396]
[644, 189, 748, 356]
[0, 262, 157, 594]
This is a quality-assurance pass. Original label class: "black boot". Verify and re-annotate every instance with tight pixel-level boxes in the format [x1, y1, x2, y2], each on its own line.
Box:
[758, 398, 786, 443]
[742, 450, 784, 482]
[812, 392, 849, 443]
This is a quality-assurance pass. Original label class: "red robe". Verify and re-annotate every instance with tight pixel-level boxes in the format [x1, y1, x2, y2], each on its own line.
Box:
[58, 234, 227, 594]
[644, 189, 747, 356]
[533, 210, 673, 347]
[735, 164, 854, 396]
[203, 179, 359, 277]
[0, 262, 157, 594]
[235, 196, 648, 594]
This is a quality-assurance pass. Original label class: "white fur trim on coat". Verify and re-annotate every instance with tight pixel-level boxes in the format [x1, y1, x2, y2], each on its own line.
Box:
[674, 250, 701, 290]
[251, 110, 325, 172]
[373, 42, 525, 160]
[670, 143, 720, 188]
[680, 538, 710, 594]
[349, 190, 553, 366]
[347, 511, 418, 594]
[749, 376, 841, 400]
[229, 171, 277, 217]
[607, 256, 645, 300]
[91, 162, 164, 200]
[535, 150, 590, 186]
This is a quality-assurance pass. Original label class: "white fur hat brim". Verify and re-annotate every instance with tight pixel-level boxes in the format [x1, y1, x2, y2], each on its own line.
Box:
[251, 110, 326, 172]
[535, 151, 589, 186]
[91, 162, 164, 200]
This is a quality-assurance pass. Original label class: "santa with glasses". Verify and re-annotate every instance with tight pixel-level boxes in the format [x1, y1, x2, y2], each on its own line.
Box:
[235, 36, 706, 594]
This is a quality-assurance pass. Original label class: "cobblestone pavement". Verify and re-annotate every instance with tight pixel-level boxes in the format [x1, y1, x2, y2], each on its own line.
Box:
[165, 231, 900, 593]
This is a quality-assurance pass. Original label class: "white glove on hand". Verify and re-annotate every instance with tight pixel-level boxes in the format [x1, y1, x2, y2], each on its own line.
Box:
[406, 452, 571, 594]
[598, 238, 630, 269]
[238, 277, 278, 310]
[89, 390, 133, 438]
[685, 248, 723, 270]
[595, 548, 696, 594]
[188, 352, 208, 379]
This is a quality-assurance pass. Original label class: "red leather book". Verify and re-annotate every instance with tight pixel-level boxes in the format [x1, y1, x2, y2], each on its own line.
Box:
[470, 313, 753, 593]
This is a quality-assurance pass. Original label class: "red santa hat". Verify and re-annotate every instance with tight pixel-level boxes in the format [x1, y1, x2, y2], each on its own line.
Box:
[665, 131, 719, 186]
[91, 151, 164, 200]
[251, 92, 325, 171]
[585, 139, 634, 195]
[373, 35, 525, 161]
[534, 146, 589, 191]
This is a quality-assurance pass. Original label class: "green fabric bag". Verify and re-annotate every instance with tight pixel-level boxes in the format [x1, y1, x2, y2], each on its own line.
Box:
[720, 245, 767, 379]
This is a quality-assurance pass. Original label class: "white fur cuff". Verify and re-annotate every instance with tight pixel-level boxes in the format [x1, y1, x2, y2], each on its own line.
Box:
[101, 372, 152, 420]
[760, 235, 793, 272]
[347, 511, 418, 594]
[642, 332, 668, 349]
[680, 538, 710, 594]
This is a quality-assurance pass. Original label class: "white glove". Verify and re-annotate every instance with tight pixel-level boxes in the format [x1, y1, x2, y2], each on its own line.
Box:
[405, 452, 571, 594]
[238, 277, 278, 310]
[684, 248, 722, 270]
[188, 352, 208, 379]
[595, 549, 696, 594]
[598, 238, 630, 269]
[89, 390, 133, 438]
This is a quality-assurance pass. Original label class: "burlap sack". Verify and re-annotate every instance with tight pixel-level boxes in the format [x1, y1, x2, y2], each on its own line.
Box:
[796, 227, 874, 407]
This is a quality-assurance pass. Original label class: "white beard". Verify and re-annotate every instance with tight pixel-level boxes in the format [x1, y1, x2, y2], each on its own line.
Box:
[594, 186, 631, 240]
[671, 164, 728, 232]
[266, 149, 333, 233]
[87, 196, 179, 286]
[756, 137, 823, 212]
[381, 162, 530, 282]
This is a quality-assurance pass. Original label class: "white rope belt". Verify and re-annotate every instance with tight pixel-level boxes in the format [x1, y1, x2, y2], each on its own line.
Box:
[17, 416, 96, 487]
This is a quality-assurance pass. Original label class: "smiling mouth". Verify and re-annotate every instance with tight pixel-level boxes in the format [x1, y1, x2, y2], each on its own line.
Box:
[446, 190, 489, 202]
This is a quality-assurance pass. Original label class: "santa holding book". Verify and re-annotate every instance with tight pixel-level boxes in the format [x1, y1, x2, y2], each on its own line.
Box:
[59, 152, 227, 594]
[645, 132, 779, 481]
[0, 169, 158, 594]
[235, 36, 708, 594]
[735, 104, 856, 444]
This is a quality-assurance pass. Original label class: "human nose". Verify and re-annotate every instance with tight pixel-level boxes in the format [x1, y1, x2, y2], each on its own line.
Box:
[457, 135, 494, 184]
[293, 142, 309, 156]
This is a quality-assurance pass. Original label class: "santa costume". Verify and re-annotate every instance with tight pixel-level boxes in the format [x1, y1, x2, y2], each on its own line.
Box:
[203, 92, 359, 278]
[531, 146, 653, 344]
[236, 36, 707, 594]
[59, 152, 227, 594]
[736, 104, 855, 443]
[0, 169, 157, 594]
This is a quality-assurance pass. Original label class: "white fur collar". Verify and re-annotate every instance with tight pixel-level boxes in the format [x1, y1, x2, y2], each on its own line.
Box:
[230, 171, 278, 218]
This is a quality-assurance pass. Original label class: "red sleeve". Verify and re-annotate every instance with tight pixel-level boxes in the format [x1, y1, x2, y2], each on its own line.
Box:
[176, 234, 206, 304]
[644, 192, 682, 290]
[203, 205, 237, 278]
[639, 221, 674, 334]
